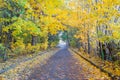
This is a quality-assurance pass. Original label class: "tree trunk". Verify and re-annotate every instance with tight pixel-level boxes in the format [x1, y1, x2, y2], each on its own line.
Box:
[3, 48, 7, 61]
[0, 24, 2, 43]
[66, 31, 70, 47]
[31, 35, 36, 46]
[87, 31, 90, 54]
[99, 42, 104, 59]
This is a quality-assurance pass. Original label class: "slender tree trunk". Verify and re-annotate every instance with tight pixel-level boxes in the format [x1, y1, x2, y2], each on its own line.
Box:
[0, 24, 2, 43]
[66, 31, 70, 47]
[87, 32, 90, 54]
[31, 35, 36, 46]
[3, 48, 7, 61]
[99, 41, 103, 59]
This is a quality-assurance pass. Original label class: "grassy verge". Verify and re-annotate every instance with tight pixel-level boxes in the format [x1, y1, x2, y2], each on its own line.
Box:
[69, 49, 111, 80]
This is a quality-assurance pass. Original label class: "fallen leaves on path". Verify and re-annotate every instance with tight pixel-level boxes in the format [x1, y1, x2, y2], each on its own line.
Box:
[0, 49, 59, 80]
[69, 49, 111, 80]
[74, 48, 120, 77]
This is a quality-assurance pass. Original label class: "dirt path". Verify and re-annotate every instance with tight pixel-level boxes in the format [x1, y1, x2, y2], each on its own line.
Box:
[28, 48, 110, 80]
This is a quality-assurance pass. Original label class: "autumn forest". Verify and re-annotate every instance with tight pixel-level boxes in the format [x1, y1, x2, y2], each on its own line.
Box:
[0, 0, 120, 80]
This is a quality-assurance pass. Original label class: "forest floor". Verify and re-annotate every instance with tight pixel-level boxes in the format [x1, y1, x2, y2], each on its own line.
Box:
[0, 48, 111, 80]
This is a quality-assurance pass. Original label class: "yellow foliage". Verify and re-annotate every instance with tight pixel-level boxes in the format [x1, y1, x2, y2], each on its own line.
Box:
[40, 42, 48, 50]
[11, 40, 25, 54]
[25, 43, 41, 54]
[112, 31, 120, 39]
[50, 42, 57, 48]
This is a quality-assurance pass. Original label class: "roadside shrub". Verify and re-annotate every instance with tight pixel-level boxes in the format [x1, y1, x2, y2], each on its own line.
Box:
[40, 42, 48, 50]
[70, 40, 76, 47]
[25, 43, 40, 54]
[11, 40, 25, 55]
[50, 42, 58, 48]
